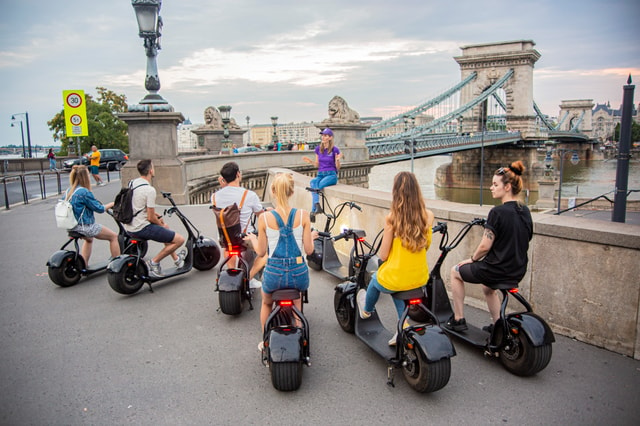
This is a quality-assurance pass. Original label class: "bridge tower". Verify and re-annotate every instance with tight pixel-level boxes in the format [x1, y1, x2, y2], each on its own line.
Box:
[557, 99, 594, 136]
[455, 40, 542, 139]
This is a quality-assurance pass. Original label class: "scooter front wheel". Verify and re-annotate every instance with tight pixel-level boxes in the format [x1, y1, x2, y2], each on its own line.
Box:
[499, 333, 552, 376]
[333, 291, 355, 333]
[48, 253, 84, 287]
[193, 245, 220, 271]
[270, 361, 302, 391]
[402, 346, 451, 393]
[108, 258, 146, 295]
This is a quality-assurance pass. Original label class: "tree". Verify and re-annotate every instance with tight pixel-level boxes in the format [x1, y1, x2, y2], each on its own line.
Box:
[48, 87, 129, 155]
[613, 121, 640, 143]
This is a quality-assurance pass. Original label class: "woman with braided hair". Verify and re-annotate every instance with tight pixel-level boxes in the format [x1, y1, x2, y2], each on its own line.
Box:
[447, 160, 533, 332]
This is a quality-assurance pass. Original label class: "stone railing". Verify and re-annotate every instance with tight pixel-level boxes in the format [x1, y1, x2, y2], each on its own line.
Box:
[262, 168, 640, 359]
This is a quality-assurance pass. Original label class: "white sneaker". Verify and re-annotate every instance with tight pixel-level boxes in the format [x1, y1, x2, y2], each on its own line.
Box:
[388, 321, 411, 346]
[146, 260, 163, 277]
[357, 289, 371, 319]
[174, 249, 187, 268]
[250, 278, 262, 289]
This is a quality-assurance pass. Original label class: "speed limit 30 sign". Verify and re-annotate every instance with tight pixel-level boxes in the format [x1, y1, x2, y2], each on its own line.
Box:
[63, 90, 88, 137]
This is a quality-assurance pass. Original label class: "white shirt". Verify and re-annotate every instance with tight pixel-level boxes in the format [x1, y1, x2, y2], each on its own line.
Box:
[212, 186, 263, 232]
[123, 177, 156, 233]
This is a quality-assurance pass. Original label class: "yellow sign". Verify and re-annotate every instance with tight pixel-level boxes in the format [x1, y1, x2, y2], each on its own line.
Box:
[63, 90, 89, 137]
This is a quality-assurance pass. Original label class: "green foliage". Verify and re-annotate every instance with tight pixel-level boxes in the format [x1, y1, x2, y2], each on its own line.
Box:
[48, 87, 129, 155]
[613, 121, 640, 142]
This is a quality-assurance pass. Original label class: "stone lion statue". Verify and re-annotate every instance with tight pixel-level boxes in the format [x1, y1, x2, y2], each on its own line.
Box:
[324, 95, 360, 124]
[203, 106, 241, 129]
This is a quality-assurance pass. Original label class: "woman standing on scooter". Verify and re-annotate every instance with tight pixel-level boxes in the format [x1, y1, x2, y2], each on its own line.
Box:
[447, 161, 533, 332]
[67, 165, 120, 264]
[302, 128, 342, 220]
[357, 171, 434, 345]
[247, 173, 316, 345]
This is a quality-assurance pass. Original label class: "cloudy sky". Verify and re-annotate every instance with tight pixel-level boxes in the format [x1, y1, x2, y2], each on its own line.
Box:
[1, 0, 638, 147]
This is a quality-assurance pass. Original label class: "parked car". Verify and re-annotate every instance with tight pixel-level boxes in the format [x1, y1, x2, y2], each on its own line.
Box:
[235, 146, 263, 154]
[63, 149, 128, 171]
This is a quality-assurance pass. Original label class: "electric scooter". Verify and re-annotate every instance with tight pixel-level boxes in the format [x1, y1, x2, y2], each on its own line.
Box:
[305, 187, 369, 280]
[333, 227, 455, 393]
[215, 237, 257, 315]
[418, 218, 554, 376]
[107, 191, 221, 295]
[261, 288, 311, 391]
[47, 210, 146, 287]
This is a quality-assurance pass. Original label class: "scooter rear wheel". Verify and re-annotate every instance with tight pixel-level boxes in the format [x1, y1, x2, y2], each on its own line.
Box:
[270, 361, 302, 391]
[108, 258, 146, 295]
[219, 290, 243, 315]
[48, 253, 84, 287]
[499, 332, 552, 376]
[333, 291, 355, 333]
[402, 346, 451, 393]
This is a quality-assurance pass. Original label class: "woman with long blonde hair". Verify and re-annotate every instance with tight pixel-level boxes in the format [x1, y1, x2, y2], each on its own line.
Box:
[357, 171, 434, 345]
[66, 165, 119, 264]
[247, 173, 317, 343]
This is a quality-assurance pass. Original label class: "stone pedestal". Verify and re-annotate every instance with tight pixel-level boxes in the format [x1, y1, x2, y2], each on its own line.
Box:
[118, 111, 189, 204]
[191, 128, 247, 154]
[536, 180, 556, 209]
[316, 122, 370, 162]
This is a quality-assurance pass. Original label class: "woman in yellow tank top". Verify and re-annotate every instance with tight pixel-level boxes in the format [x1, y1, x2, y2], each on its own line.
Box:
[357, 172, 434, 323]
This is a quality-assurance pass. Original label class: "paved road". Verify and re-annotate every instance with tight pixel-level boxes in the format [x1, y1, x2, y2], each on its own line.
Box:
[1, 181, 638, 425]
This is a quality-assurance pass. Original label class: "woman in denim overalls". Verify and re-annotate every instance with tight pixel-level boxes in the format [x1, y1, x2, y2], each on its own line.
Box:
[247, 173, 317, 340]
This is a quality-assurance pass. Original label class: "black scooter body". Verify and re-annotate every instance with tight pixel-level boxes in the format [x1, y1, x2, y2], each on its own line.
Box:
[216, 246, 256, 314]
[47, 249, 109, 274]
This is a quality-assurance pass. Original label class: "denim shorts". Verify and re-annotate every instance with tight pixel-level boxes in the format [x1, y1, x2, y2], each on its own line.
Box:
[129, 224, 175, 243]
[262, 258, 309, 294]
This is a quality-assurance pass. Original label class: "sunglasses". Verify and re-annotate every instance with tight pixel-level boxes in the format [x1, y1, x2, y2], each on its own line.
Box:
[496, 167, 509, 175]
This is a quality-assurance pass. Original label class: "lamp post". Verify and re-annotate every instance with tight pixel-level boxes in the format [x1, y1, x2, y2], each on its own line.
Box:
[271, 116, 278, 148]
[479, 102, 486, 206]
[555, 148, 580, 214]
[10, 120, 25, 158]
[11, 113, 32, 158]
[219, 105, 232, 155]
[131, 0, 167, 106]
[245, 116, 250, 146]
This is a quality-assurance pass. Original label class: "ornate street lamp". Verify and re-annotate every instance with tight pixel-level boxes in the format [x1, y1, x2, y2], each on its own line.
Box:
[131, 0, 169, 108]
[10, 120, 26, 158]
[271, 116, 278, 147]
[219, 105, 232, 155]
[11, 112, 32, 158]
[245, 116, 250, 146]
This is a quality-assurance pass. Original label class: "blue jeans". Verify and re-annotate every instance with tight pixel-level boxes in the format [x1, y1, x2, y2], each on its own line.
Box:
[309, 171, 337, 211]
[49, 158, 56, 170]
[364, 273, 406, 319]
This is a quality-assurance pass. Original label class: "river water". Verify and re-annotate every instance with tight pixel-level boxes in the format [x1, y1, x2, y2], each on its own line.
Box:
[368, 155, 640, 207]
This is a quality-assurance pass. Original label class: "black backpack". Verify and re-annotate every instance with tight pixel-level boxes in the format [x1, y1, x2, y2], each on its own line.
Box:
[112, 181, 149, 224]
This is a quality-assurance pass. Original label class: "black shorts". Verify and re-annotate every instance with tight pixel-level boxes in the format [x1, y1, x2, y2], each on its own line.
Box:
[457, 262, 520, 290]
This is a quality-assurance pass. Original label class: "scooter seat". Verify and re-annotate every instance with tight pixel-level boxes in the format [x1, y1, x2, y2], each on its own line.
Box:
[67, 231, 84, 239]
[392, 286, 426, 300]
[486, 282, 519, 290]
[271, 289, 301, 301]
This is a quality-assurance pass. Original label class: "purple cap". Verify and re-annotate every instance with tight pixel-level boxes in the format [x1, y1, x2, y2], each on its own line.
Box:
[320, 128, 333, 136]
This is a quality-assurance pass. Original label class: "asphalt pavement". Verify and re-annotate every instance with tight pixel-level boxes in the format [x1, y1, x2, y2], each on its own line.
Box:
[0, 180, 638, 425]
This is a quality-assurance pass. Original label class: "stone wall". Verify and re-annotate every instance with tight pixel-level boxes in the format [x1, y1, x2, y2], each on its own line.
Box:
[265, 168, 640, 359]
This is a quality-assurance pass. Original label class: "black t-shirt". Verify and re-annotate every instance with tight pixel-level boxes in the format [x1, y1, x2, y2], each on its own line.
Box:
[471, 201, 533, 285]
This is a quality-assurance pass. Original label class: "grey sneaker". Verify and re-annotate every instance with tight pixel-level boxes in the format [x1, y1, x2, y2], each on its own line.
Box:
[388, 321, 411, 346]
[174, 250, 187, 268]
[147, 260, 163, 277]
[249, 278, 262, 289]
[356, 289, 371, 320]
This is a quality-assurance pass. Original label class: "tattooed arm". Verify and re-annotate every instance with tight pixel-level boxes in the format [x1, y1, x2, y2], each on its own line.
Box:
[470, 228, 495, 262]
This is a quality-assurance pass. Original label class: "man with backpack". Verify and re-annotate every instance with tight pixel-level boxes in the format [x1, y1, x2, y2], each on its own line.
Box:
[123, 159, 186, 277]
[212, 161, 268, 289]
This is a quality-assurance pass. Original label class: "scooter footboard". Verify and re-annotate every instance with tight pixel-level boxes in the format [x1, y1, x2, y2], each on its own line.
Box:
[407, 325, 456, 362]
[267, 327, 303, 363]
[217, 269, 244, 292]
[504, 312, 555, 346]
[46, 250, 76, 268]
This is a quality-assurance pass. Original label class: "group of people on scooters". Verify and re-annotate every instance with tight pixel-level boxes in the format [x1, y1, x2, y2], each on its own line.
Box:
[64, 125, 532, 354]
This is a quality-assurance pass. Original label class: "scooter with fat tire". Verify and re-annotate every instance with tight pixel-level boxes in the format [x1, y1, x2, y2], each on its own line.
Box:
[305, 187, 367, 280]
[215, 236, 257, 315]
[333, 227, 455, 393]
[106, 191, 221, 295]
[261, 288, 310, 391]
[47, 210, 146, 287]
[414, 218, 554, 377]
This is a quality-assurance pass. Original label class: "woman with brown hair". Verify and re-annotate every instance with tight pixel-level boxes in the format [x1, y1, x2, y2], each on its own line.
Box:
[357, 171, 435, 345]
[66, 165, 120, 264]
[447, 160, 533, 332]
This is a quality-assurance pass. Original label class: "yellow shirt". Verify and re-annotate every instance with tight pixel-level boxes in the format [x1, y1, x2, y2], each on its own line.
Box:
[377, 228, 432, 292]
[89, 151, 100, 166]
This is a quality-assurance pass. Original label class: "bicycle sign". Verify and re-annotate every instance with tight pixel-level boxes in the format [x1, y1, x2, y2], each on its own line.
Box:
[63, 90, 88, 137]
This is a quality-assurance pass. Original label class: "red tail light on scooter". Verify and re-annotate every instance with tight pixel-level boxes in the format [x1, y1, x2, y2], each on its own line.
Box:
[508, 288, 519, 294]
[228, 247, 241, 257]
[409, 298, 422, 305]
[279, 300, 293, 306]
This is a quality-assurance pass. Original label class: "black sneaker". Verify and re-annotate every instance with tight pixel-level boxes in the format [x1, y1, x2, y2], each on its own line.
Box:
[446, 315, 468, 332]
[482, 323, 494, 333]
[310, 211, 316, 223]
[314, 203, 323, 214]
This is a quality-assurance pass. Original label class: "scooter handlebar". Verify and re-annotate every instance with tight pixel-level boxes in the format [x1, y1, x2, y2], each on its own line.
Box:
[305, 187, 322, 193]
[348, 202, 362, 211]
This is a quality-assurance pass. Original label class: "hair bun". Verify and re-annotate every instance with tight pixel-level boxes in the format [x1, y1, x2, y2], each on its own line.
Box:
[509, 162, 523, 176]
